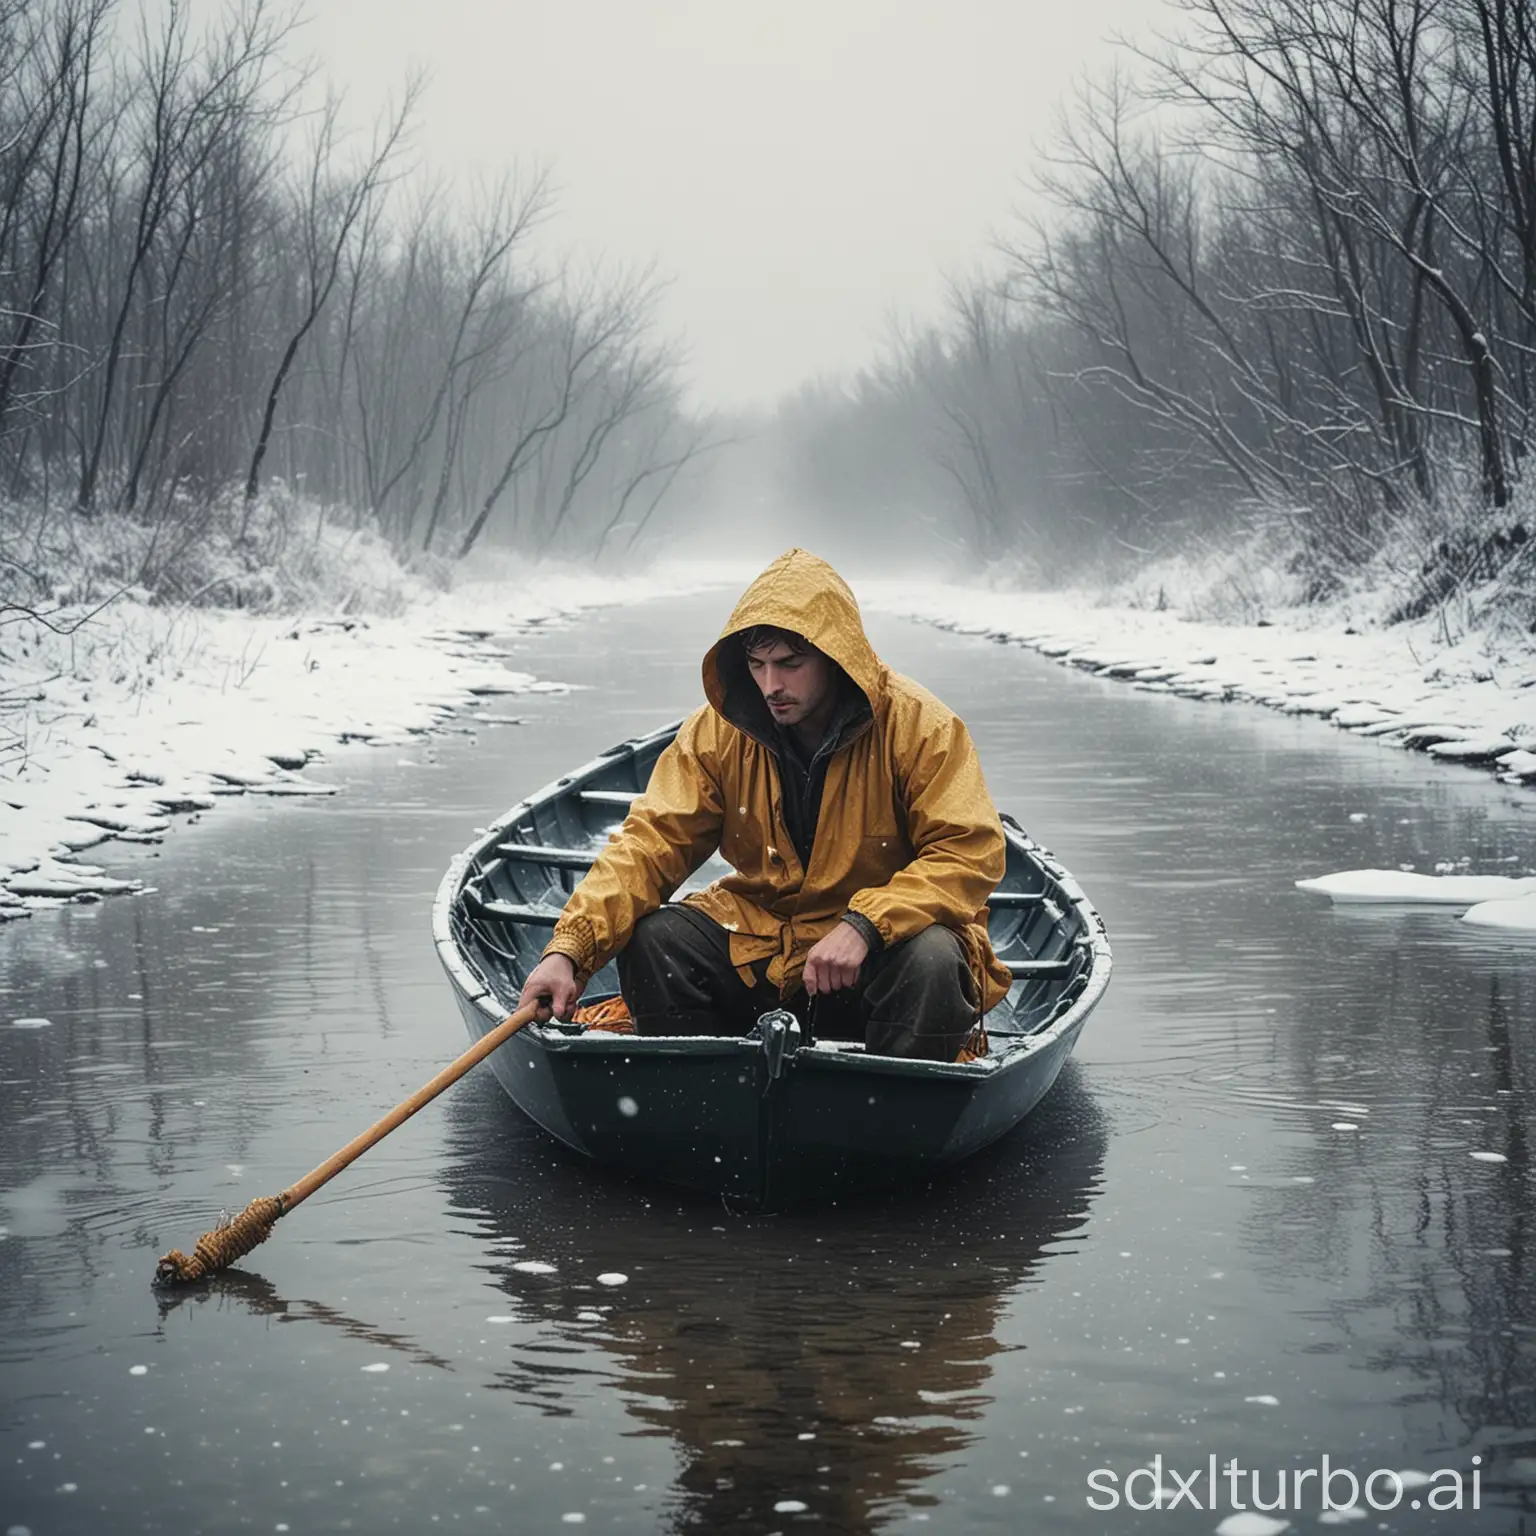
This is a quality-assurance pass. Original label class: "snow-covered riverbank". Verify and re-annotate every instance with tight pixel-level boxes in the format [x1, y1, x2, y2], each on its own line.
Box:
[860, 576, 1536, 930]
[861, 577, 1536, 789]
[8, 553, 1535, 926]
[0, 562, 727, 919]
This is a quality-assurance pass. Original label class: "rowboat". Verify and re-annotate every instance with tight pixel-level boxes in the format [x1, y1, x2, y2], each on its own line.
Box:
[433, 721, 1112, 1207]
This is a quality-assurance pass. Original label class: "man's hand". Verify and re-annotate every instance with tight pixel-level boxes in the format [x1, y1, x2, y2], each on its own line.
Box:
[802, 923, 870, 997]
[519, 953, 584, 1021]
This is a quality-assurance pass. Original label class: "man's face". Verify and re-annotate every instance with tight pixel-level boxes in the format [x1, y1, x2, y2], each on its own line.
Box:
[745, 639, 835, 729]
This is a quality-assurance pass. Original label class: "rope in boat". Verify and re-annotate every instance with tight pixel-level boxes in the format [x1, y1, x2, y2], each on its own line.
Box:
[573, 993, 990, 1061]
[574, 995, 636, 1032]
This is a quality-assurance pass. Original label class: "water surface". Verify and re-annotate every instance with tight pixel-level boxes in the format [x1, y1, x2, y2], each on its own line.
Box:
[2, 591, 1534, 1533]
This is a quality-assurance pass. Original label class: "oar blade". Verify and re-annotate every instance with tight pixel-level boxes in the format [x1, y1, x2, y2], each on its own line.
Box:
[154, 1194, 285, 1286]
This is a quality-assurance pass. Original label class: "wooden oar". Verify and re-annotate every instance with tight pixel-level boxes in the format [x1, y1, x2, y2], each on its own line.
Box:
[154, 1002, 543, 1285]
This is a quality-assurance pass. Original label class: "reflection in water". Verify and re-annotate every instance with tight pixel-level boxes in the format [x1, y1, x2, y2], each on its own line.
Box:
[1221, 912, 1536, 1517]
[440, 1066, 1106, 1533]
[5, 594, 1536, 1534]
[153, 1269, 455, 1371]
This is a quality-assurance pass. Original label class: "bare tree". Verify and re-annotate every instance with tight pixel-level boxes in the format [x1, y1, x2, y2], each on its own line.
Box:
[592, 418, 730, 559]
[1156, 0, 1513, 504]
[76, 0, 289, 513]
[365, 170, 551, 547]
[454, 263, 662, 560]
[241, 74, 419, 522]
[0, 2, 704, 594]
[0, 0, 111, 444]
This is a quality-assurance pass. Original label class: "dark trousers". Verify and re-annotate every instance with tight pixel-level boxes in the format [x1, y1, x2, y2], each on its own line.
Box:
[616, 905, 978, 1063]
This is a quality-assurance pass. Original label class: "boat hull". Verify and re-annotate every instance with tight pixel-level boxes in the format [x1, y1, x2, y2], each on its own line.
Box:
[450, 985, 1090, 1206]
[435, 720, 1112, 1208]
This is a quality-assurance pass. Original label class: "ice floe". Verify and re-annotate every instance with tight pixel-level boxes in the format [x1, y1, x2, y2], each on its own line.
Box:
[5, 857, 142, 901]
[1499, 748, 1536, 781]
[1296, 867, 1536, 932]
[1295, 870, 1536, 906]
[1462, 894, 1536, 931]
[1215, 1515, 1289, 1536]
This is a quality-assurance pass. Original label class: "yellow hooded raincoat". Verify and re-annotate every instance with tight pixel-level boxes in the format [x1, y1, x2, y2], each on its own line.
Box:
[545, 549, 1014, 1013]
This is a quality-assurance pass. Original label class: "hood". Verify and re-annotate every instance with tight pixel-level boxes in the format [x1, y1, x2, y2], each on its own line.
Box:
[703, 549, 885, 742]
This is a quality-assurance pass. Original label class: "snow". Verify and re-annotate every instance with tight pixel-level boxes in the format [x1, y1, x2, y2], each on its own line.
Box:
[1426, 735, 1517, 761]
[1463, 894, 1536, 931]
[1294, 870, 1536, 905]
[1295, 869, 1536, 930]
[11, 555, 1532, 936]
[858, 581, 1536, 801]
[1215, 1516, 1289, 1536]
[7, 859, 142, 899]
[1, 561, 722, 915]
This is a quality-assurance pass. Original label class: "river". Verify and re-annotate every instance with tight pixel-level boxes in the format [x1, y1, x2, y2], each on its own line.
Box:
[2, 589, 1533, 1534]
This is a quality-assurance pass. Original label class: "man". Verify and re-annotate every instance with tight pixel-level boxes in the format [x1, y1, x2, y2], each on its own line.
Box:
[518, 548, 1013, 1061]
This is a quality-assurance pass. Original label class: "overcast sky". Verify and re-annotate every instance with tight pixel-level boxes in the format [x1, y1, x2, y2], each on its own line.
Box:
[291, 0, 1162, 412]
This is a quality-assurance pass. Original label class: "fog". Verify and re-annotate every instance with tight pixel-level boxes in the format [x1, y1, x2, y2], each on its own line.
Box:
[4, 0, 1532, 622]
[289, 0, 1155, 410]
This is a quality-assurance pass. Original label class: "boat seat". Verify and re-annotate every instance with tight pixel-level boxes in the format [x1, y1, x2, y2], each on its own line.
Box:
[497, 842, 598, 870]
[465, 892, 562, 926]
[1005, 957, 1073, 979]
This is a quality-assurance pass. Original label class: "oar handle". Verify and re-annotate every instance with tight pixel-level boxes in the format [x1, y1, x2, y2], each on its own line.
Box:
[278, 1002, 543, 1213]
